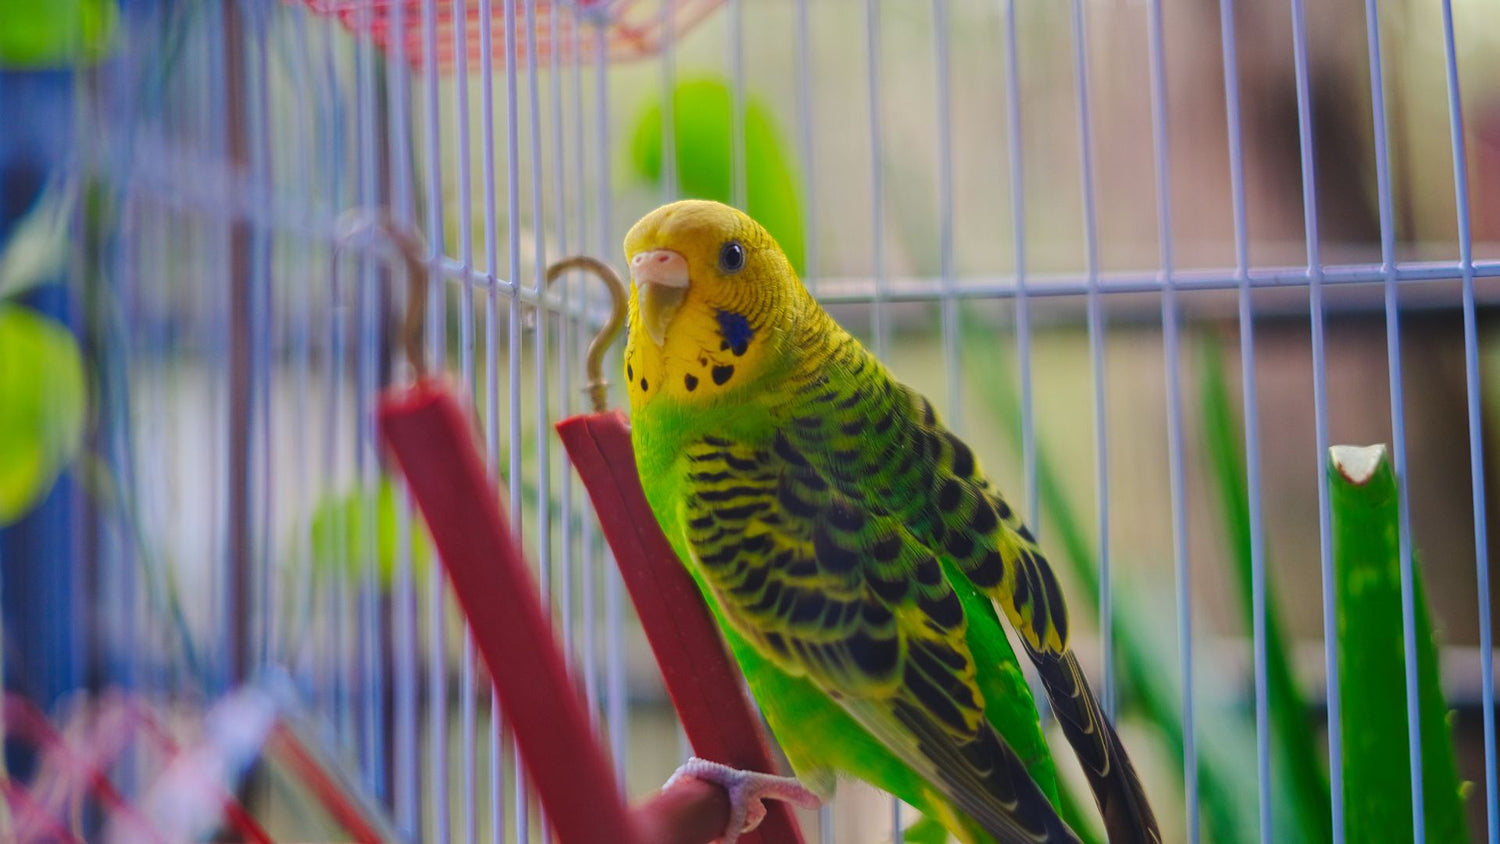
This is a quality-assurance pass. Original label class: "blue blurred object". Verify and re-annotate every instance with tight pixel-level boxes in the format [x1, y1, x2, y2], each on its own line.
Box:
[0, 70, 74, 240]
[0, 67, 84, 777]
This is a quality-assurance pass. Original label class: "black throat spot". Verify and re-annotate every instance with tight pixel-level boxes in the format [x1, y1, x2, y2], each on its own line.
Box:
[715, 309, 754, 357]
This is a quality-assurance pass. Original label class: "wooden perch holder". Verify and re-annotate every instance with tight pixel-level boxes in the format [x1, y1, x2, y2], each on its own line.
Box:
[370, 225, 805, 843]
[383, 380, 767, 844]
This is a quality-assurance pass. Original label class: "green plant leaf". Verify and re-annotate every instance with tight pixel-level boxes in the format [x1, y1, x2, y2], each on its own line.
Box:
[1329, 444, 1468, 844]
[1198, 338, 1332, 841]
[0, 304, 87, 526]
[309, 475, 434, 587]
[0, 0, 116, 67]
[628, 76, 806, 275]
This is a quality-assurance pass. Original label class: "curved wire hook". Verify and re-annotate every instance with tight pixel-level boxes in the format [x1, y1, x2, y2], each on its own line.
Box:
[332, 210, 430, 379]
[545, 256, 629, 413]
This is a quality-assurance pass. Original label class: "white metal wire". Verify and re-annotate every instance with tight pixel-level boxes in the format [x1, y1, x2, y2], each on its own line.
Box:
[1438, 0, 1500, 838]
[795, 0, 818, 293]
[1217, 0, 1273, 839]
[1002, 0, 1038, 541]
[452, 0, 481, 839]
[934, 0, 960, 431]
[865, 0, 888, 360]
[1070, 0, 1113, 722]
[1139, 1, 1199, 842]
[1286, 2, 1346, 843]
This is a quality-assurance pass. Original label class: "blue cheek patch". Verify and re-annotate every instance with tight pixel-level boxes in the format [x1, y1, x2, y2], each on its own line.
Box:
[715, 309, 755, 357]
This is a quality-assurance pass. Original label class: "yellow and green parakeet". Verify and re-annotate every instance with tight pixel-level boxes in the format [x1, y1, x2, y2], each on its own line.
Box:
[625, 200, 1158, 844]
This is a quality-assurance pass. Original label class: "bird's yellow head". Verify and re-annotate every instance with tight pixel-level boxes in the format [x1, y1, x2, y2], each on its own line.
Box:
[622, 200, 808, 415]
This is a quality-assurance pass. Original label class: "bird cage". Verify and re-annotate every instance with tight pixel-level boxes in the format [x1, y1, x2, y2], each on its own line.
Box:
[1, 0, 1497, 842]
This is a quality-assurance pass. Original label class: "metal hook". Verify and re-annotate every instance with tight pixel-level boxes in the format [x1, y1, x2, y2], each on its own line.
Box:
[545, 255, 629, 413]
[332, 210, 430, 379]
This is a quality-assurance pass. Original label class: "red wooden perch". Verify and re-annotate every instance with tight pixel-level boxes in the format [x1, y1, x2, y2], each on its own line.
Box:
[557, 411, 808, 844]
[379, 379, 636, 843]
[357, 218, 761, 844]
[384, 381, 746, 844]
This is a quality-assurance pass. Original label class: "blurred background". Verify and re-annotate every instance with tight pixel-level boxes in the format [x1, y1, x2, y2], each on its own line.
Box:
[0, 0, 1497, 840]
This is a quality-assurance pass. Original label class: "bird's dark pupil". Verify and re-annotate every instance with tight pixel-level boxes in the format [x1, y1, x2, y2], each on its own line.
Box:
[721, 242, 744, 272]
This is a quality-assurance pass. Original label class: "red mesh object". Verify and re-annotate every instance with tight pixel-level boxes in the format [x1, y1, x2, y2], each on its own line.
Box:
[1, 693, 279, 844]
[302, 0, 727, 73]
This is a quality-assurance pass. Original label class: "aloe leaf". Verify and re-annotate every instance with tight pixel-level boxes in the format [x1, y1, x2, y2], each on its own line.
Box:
[1198, 338, 1331, 841]
[1329, 444, 1468, 843]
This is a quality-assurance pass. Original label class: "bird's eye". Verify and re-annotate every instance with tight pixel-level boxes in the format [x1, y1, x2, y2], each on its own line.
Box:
[718, 240, 746, 274]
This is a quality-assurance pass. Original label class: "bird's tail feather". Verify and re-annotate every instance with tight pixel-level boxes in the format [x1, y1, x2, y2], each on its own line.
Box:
[1025, 646, 1161, 844]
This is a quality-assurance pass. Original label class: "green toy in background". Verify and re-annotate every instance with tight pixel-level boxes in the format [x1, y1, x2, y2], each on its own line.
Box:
[629, 77, 807, 277]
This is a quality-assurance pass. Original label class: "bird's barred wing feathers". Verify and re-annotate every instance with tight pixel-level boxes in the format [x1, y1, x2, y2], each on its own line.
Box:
[779, 351, 1073, 657]
[680, 433, 1078, 844]
[782, 354, 1160, 844]
[907, 406, 1163, 844]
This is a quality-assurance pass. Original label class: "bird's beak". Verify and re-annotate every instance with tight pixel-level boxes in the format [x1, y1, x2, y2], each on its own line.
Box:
[629, 249, 690, 347]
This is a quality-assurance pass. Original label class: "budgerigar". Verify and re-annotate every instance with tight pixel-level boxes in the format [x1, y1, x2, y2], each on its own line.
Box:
[625, 200, 1159, 844]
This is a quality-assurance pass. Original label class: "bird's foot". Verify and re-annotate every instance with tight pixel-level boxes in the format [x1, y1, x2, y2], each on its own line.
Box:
[662, 756, 821, 844]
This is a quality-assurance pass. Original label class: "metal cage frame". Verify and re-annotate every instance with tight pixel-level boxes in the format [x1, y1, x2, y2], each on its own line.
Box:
[5, 0, 1497, 842]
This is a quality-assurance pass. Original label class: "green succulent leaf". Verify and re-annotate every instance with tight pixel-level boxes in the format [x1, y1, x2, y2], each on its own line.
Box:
[1330, 444, 1468, 844]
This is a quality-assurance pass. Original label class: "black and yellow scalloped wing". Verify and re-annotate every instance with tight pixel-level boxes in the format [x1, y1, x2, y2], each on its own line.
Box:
[680, 434, 1077, 844]
[775, 343, 1159, 844]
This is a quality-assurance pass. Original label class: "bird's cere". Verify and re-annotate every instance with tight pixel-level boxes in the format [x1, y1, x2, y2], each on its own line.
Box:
[629, 249, 691, 287]
[629, 249, 690, 347]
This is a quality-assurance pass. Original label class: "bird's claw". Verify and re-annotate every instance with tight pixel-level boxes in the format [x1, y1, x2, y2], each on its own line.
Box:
[663, 756, 821, 844]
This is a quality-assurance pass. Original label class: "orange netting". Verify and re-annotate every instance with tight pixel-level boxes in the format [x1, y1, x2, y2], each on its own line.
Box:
[301, 0, 726, 72]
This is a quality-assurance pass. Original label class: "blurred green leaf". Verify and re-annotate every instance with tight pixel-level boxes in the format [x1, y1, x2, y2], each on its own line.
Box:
[900, 814, 950, 844]
[1198, 338, 1331, 841]
[309, 475, 434, 587]
[1329, 444, 1468, 844]
[0, 304, 86, 526]
[628, 76, 806, 275]
[0, 0, 116, 67]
